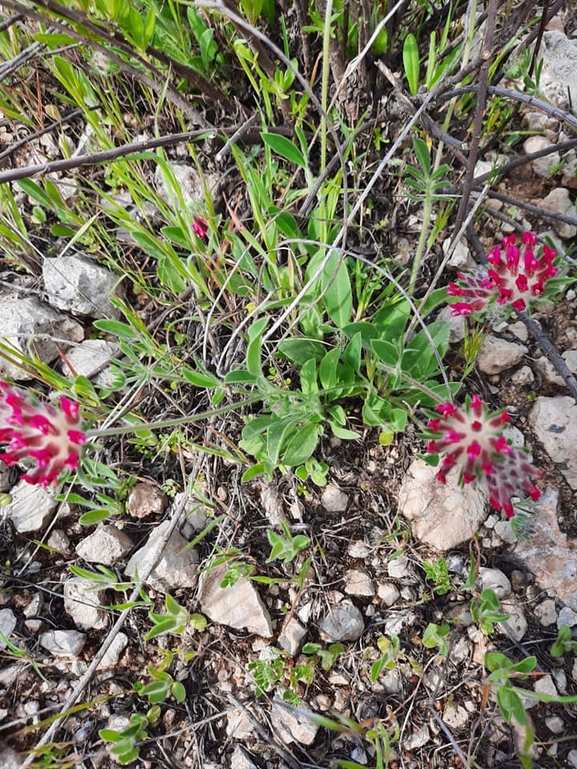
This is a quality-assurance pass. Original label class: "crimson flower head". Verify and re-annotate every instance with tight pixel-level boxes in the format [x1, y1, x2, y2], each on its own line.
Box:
[425, 394, 541, 519]
[0, 382, 87, 487]
[447, 232, 557, 316]
[192, 215, 208, 239]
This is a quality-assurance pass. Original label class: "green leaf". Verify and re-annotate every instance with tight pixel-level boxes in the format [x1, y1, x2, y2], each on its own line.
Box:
[79, 508, 115, 526]
[322, 253, 352, 328]
[282, 422, 322, 466]
[412, 136, 431, 176]
[262, 133, 307, 167]
[497, 687, 526, 725]
[267, 417, 298, 466]
[278, 339, 326, 365]
[224, 370, 259, 384]
[93, 320, 136, 340]
[172, 681, 186, 703]
[403, 33, 420, 96]
[371, 339, 400, 367]
[318, 348, 341, 390]
[181, 367, 221, 388]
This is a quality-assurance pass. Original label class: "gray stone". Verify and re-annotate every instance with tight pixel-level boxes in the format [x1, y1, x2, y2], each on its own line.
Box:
[125, 519, 199, 591]
[438, 305, 465, 343]
[63, 578, 107, 630]
[443, 703, 469, 729]
[226, 710, 254, 740]
[529, 396, 577, 488]
[540, 187, 577, 239]
[0, 609, 17, 647]
[494, 519, 517, 544]
[6, 481, 57, 533]
[344, 569, 375, 597]
[347, 541, 371, 559]
[398, 458, 487, 551]
[535, 356, 565, 387]
[75, 525, 134, 565]
[499, 602, 528, 642]
[377, 583, 400, 607]
[277, 617, 307, 656]
[127, 482, 168, 519]
[0, 298, 83, 380]
[43, 255, 123, 318]
[40, 629, 86, 657]
[511, 365, 534, 386]
[523, 111, 557, 132]
[404, 725, 430, 750]
[388, 555, 412, 579]
[270, 698, 319, 745]
[154, 163, 217, 209]
[523, 135, 560, 178]
[478, 567, 511, 599]
[46, 529, 71, 554]
[230, 745, 257, 769]
[199, 562, 272, 637]
[545, 715, 564, 734]
[515, 489, 577, 611]
[60, 339, 119, 388]
[563, 350, 577, 374]
[321, 483, 348, 512]
[558, 606, 577, 628]
[0, 745, 24, 769]
[319, 600, 364, 642]
[538, 31, 577, 114]
[535, 674, 557, 698]
[477, 336, 527, 376]
[570, 750, 577, 769]
[442, 237, 474, 269]
[96, 633, 128, 670]
[535, 599, 558, 627]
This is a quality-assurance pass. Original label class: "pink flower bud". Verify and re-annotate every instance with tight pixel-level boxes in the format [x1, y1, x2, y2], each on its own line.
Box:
[0, 382, 87, 488]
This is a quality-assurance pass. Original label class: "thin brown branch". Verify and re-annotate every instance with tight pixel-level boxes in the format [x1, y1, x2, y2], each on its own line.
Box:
[454, 0, 500, 233]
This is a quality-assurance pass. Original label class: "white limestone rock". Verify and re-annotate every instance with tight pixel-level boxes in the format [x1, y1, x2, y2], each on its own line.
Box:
[43, 255, 123, 319]
[199, 562, 272, 637]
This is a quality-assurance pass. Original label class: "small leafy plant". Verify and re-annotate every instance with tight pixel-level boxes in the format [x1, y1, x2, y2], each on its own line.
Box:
[470, 589, 509, 635]
[267, 521, 310, 564]
[550, 624, 577, 658]
[145, 594, 206, 641]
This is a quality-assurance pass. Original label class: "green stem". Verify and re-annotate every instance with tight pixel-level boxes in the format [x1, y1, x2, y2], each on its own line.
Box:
[88, 396, 260, 439]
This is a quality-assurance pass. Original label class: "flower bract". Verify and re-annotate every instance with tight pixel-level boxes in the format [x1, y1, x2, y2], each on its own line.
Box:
[0, 382, 87, 487]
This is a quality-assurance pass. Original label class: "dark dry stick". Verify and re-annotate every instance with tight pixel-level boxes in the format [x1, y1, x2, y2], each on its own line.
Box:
[471, 136, 577, 190]
[519, 311, 577, 401]
[436, 86, 577, 134]
[481, 188, 577, 228]
[0, 124, 294, 185]
[0, 108, 86, 163]
[454, 0, 500, 234]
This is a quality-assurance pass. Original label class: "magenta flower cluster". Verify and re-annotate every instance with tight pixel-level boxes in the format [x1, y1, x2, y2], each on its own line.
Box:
[192, 215, 208, 239]
[425, 395, 541, 519]
[0, 382, 87, 487]
[447, 232, 557, 316]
